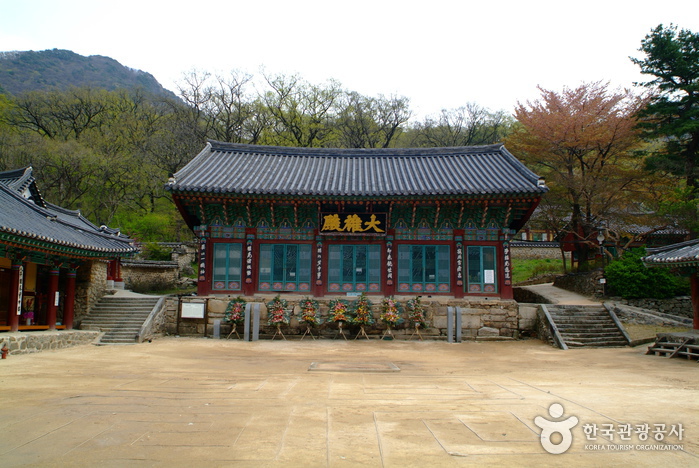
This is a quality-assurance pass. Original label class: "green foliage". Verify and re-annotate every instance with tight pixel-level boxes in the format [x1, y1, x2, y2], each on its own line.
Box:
[112, 208, 187, 243]
[632, 24, 699, 235]
[605, 248, 689, 299]
[512, 258, 564, 283]
[140, 243, 172, 261]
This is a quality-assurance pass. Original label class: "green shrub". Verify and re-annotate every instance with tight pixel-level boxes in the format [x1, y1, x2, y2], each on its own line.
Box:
[141, 242, 172, 261]
[605, 248, 689, 299]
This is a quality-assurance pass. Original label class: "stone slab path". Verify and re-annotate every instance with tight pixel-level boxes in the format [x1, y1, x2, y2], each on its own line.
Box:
[1, 338, 697, 467]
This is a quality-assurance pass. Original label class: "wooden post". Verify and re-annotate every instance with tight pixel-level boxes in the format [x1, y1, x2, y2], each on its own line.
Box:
[63, 268, 77, 329]
[46, 267, 60, 330]
[8, 261, 22, 332]
[691, 272, 699, 331]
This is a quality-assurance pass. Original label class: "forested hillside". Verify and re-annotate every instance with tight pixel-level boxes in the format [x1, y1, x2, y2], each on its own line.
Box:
[0, 49, 177, 99]
[0, 22, 696, 268]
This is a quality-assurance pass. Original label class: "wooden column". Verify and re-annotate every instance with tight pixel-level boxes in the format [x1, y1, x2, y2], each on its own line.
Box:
[691, 272, 699, 331]
[46, 267, 60, 330]
[8, 261, 23, 332]
[313, 237, 325, 297]
[63, 268, 77, 330]
[453, 234, 465, 299]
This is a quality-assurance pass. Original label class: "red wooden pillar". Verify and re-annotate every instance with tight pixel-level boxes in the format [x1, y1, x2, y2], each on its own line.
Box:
[8, 261, 23, 332]
[453, 234, 465, 299]
[63, 268, 77, 330]
[384, 237, 396, 297]
[114, 260, 122, 283]
[107, 260, 115, 282]
[46, 267, 60, 330]
[242, 230, 256, 296]
[196, 236, 209, 296]
[691, 272, 699, 331]
[313, 236, 325, 297]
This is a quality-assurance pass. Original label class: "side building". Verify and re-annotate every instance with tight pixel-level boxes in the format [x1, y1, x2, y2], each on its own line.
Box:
[0, 167, 138, 332]
[168, 141, 547, 301]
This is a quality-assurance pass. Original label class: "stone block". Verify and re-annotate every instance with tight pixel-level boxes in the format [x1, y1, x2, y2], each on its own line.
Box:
[207, 299, 228, 314]
[478, 326, 499, 336]
[433, 316, 447, 329]
[461, 314, 481, 329]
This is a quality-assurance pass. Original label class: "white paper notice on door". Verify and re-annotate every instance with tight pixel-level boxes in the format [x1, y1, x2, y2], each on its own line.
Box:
[484, 270, 495, 284]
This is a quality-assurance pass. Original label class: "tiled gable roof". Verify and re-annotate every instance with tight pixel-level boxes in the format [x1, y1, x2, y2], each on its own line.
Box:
[0, 166, 45, 207]
[0, 184, 136, 257]
[643, 239, 699, 267]
[168, 141, 547, 198]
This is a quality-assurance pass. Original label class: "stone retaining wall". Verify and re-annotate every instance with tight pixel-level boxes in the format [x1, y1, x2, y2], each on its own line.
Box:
[75, 261, 108, 323]
[1, 330, 101, 355]
[164, 296, 522, 340]
[553, 270, 605, 297]
[609, 296, 693, 319]
[122, 260, 179, 292]
[510, 244, 561, 260]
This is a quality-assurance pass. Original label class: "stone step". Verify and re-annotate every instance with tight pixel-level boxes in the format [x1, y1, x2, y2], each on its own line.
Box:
[567, 341, 628, 348]
[90, 306, 155, 313]
[560, 332, 624, 339]
[80, 294, 160, 345]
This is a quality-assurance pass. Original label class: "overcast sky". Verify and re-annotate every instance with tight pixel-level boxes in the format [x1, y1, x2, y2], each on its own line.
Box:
[2, 0, 698, 120]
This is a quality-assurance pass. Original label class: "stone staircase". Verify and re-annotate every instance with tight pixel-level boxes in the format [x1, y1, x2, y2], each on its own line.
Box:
[545, 305, 630, 348]
[80, 295, 161, 344]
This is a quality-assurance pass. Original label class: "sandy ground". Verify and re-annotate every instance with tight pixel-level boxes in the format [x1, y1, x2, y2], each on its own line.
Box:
[1, 337, 697, 467]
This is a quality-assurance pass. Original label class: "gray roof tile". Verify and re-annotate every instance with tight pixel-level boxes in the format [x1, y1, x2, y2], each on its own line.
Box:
[168, 141, 547, 198]
[643, 239, 699, 266]
[0, 184, 137, 256]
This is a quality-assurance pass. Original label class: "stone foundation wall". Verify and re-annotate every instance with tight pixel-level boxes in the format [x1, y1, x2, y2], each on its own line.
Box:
[609, 297, 693, 319]
[510, 245, 561, 260]
[74, 261, 108, 324]
[553, 270, 605, 297]
[122, 261, 179, 292]
[1, 330, 100, 355]
[163, 296, 521, 340]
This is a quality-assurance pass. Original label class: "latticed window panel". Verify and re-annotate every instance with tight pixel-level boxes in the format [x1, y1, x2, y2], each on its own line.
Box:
[258, 244, 312, 292]
[396, 245, 450, 293]
[327, 244, 381, 292]
[212, 243, 243, 290]
[467, 246, 497, 293]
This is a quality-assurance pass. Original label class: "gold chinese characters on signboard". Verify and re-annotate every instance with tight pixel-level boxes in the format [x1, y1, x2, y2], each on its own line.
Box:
[320, 213, 386, 234]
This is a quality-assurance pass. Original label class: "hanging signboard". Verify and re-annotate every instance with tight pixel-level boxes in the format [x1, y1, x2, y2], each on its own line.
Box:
[16, 265, 24, 316]
[320, 212, 387, 235]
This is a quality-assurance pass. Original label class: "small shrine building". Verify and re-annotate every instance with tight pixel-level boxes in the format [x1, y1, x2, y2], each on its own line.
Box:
[168, 141, 547, 300]
[0, 167, 138, 332]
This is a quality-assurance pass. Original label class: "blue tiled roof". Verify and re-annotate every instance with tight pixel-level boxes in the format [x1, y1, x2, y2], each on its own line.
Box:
[168, 141, 548, 198]
[0, 184, 137, 257]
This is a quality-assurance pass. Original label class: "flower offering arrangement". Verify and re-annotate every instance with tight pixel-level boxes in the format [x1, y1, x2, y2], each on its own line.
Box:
[328, 299, 350, 323]
[299, 297, 322, 326]
[352, 293, 375, 326]
[266, 295, 290, 325]
[405, 296, 426, 328]
[223, 297, 246, 324]
[380, 296, 403, 326]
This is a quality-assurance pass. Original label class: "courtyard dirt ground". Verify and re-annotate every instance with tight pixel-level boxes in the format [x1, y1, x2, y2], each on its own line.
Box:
[1, 336, 697, 467]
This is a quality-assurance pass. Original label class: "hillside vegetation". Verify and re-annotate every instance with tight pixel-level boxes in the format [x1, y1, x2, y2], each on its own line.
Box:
[0, 49, 176, 99]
